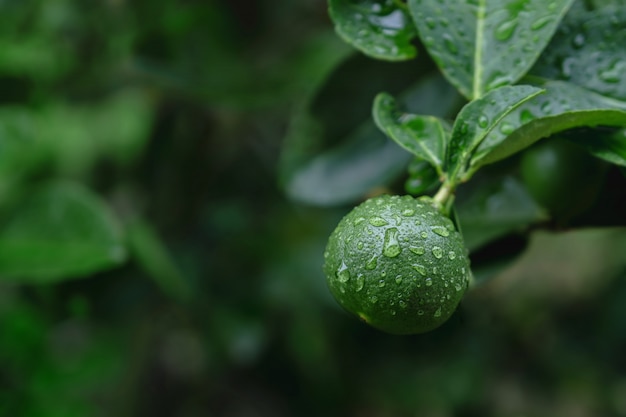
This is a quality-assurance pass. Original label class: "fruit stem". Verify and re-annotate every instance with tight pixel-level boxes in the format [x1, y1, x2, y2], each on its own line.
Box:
[433, 182, 454, 211]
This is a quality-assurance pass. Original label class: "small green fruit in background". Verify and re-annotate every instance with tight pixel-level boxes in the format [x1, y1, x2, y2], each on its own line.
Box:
[520, 137, 608, 220]
[323, 194, 471, 335]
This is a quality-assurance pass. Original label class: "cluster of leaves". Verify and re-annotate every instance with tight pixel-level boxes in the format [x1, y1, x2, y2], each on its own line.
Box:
[282, 0, 626, 285]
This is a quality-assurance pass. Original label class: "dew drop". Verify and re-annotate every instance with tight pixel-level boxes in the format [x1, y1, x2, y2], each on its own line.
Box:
[478, 115, 489, 128]
[417, 310, 425, 316]
[425, 17, 436, 29]
[432, 246, 443, 259]
[519, 109, 535, 124]
[531, 16, 552, 31]
[399, 300, 407, 309]
[572, 33, 585, 49]
[356, 274, 365, 292]
[599, 60, 626, 84]
[414, 219, 422, 226]
[402, 208, 415, 217]
[434, 307, 442, 318]
[413, 264, 427, 276]
[369, 216, 388, 227]
[499, 121, 515, 135]
[425, 277, 433, 287]
[455, 283, 463, 292]
[378, 279, 386, 288]
[383, 227, 401, 258]
[370, 295, 378, 304]
[354, 217, 366, 226]
[448, 251, 456, 260]
[494, 19, 517, 41]
[420, 231, 428, 238]
[395, 275, 403, 284]
[409, 246, 425, 255]
[442, 33, 458, 54]
[357, 241, 364, 250]
[365, 255, 378, 270]
[432, 226, 449, 237]
[336, 261, 351, 283]
[540, 101, 552, 114]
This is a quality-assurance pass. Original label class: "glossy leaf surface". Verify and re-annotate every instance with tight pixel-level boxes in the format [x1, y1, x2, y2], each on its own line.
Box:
[407, 0, 574, 99]
[0, 182, 126, 282]
[329, 0, 418, 61]
[472, 80, 626, 169]
[373, 92, 449, 175]
[447, 85, 543, 181]
[568, 128, 626, 167]
[531, 5, 626, 102]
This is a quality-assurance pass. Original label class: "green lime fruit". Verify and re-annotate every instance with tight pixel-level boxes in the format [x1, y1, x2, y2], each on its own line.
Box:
[323, 194, 471, 335]
[520, 137, 608, 219]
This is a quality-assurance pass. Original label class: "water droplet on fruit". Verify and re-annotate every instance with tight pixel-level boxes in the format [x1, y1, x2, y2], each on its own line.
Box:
[356, 274, 365, 292]
[409, 246, 425, 255]
[395, 275, 403, 284]
[432, 226, 449, 237]
[357, 241, 364, 250]
[414, 220, 422, 226]
[336, 261, 350, 283]
[420, 231, 428, 238]
[399, 300, 407, 309]
[425, 278, 433, 286]
[432, 246, 443, 259]
[448, 251, 456, 260]
[413, 264, 427, 276]
[378, 279, 386, 288]
[369, 216, 388, 227]
[402, 209, 415, 217]
[365, 255, 378, 270]
[390, 309, 397, 316]
[383, 227, 401, 258]
[417, 310, 424, 316]
[354, 217, 365, 226]
[434, 307, 442, 318]
[370, 295, 378, 304]
[455, 283, 463, 292]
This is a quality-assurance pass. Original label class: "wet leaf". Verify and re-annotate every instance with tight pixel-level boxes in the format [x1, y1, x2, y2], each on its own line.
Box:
[531, 5, 626, 102]
[373, 92, 449, 175]
[447, 85, 543, 182]
[471, 79, 626, 170]
[407, 0, 574, 99]
[329, 0, 418, 61]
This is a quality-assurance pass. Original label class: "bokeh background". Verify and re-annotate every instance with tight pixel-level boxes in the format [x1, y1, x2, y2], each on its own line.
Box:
[1, 1, 626, 416]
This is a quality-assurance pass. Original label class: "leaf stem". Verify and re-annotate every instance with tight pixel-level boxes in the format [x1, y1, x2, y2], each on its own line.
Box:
[432, 181, 455, 211]
[392, 0, 408, 11]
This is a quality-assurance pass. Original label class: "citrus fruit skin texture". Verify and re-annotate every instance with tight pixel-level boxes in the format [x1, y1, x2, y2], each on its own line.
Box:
[323, 194, 471, 335]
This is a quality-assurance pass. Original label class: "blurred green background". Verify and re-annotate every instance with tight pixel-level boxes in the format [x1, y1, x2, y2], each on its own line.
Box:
[1, 1, 626, 416]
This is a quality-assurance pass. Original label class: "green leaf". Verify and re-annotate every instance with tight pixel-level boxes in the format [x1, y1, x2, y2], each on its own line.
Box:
[126, 219, 193, 302]
[456, 175, 548, 251]
[373, 93, 449, 175]
[329, 0, 418, 61]
[531, 5, 626, 102]
[281, 58, 461, 206]
[472, 80, 626, 169]
[0, 181, 127, 282]
[568, 128, 626, 167]
[285, 122, 411, 206]
[446, 85, 544, 182]
[407, 0, 574, 99]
